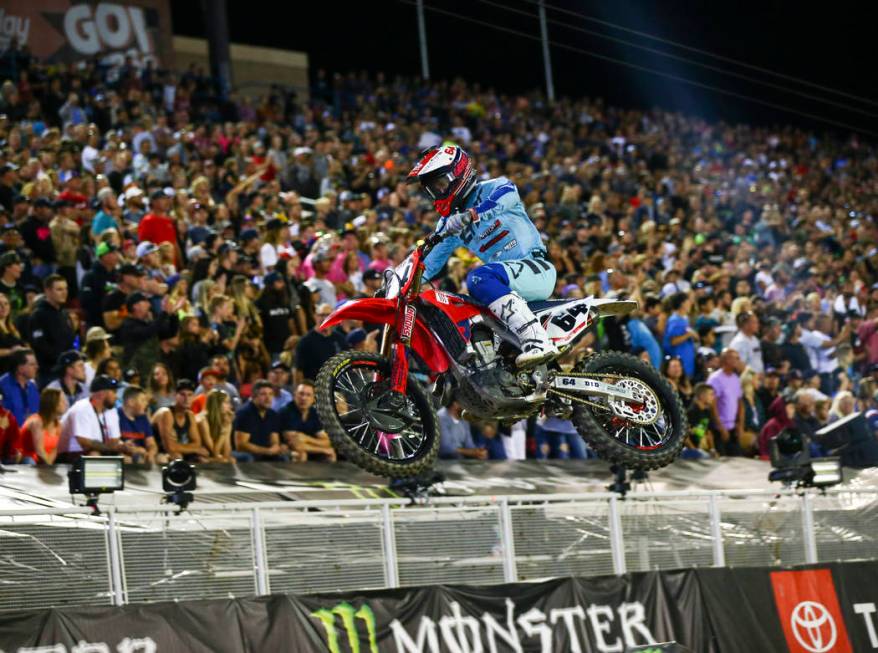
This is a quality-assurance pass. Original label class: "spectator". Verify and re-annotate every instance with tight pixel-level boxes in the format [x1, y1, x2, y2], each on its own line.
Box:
[152, 379, 209, 462]
[138, 191, 179, 262]
[760, 318, 784, 371]
[663, 293, 697, 378]
[437, 397, 486, 460]
[801, 314, 849, 395]
[117, 385, 161, 464]
[0, 396, 24, 464]
[21, 387, 66, 464]
[101, 263, 145, 334]
[268, 361, 293, 411]
[707, 348, 744, 456]
[757, 367, 782, 411]
[534, 414, 587, 460]
[28, 274, 74, 385]
[118, 291, 181, 381]
[257, 271, 297, 357]
[45, 350, 88, 408]
[147, 361, 176, 412]
[739, 369, 764, 455]
[781, 323, 813, 376]
[472, 421, 507, 460]
[0, 250, 25, 319]
[0, 348, 39, 426]
[293, 303, 348, 383]
[280, 381, 335, 461]
[759, 395, 796, 458]
[56, 375, 128, 462]
[233, 379, 291, 461]
[685, 383, 719, 458]
[83, 328, 113, 387]
[729, 312, 764, 374]
[79, 242, 120, 328]
[0, 292, 25, 373]
[195, 389, 240, 463]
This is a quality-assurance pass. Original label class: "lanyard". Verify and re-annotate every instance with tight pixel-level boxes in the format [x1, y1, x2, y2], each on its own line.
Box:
[93, 404, 109, 444]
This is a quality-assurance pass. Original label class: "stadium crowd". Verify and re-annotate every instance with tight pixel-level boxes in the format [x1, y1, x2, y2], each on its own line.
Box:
[1, 45, 878, 467]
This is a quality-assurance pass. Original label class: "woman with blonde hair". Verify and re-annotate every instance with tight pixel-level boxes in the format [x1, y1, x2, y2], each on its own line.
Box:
[829, 391, 856, 422]
[22, 388, 67, 464]
[148, 362, 176, 413]
[739, 368, 764, 454]
[0, 293, 25, 369]
[195, 389, 236, 463]
[230, 275, 262, 333]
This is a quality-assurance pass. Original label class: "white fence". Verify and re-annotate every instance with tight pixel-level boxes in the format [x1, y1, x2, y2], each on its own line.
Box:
[1, 488, 877, 612]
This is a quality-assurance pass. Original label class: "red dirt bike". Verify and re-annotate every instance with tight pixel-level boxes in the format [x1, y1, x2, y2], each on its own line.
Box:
[316, 232, 686, 478]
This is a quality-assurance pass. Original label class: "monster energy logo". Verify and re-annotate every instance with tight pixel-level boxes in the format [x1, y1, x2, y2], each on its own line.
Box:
[311, 602, 379, 653]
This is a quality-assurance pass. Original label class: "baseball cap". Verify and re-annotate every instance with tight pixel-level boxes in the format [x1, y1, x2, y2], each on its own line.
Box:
[176, 378, 196, 392]
[363, 269, 382, 282]
[218, 241, 238, 255]
[95, 242, 119, 257]
[123, 368, 140, 383]
[34, 197, 53, 208]
[119, 263, 145, 277]
[765, 367, 779, 376]
[149, 189, 166, 201]
[198, 368, 222, 383]
[264, 271, 282, 285]
[271, 360, 291, 372]
[125, 291, 150, 309]
[86, 326, 113, 343]
[124, 186, 144, 200]
[136, 241, 159, 259]
[240, 228, 259, 242]
[346, 328, 367, 347]
[56, 350, 85, 369]
[90, 375, 119, 393]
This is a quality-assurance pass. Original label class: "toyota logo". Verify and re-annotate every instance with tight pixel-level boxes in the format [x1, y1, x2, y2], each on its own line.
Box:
[791, 601, 837, 653]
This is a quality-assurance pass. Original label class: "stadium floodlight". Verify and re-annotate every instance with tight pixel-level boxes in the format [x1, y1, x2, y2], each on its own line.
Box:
[768, 428, 842, 490]
[68, 456, 125, 513]
[162, 459, 197, 511]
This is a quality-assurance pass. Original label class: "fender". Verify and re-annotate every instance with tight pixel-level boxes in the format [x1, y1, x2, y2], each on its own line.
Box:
[321, 297, 451, 374]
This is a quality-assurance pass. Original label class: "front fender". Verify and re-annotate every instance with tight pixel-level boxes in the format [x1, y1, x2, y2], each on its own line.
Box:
[321, 298, 451, 374]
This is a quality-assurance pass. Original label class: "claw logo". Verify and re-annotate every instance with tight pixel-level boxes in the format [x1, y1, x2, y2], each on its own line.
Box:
[311, 602, 379, 653]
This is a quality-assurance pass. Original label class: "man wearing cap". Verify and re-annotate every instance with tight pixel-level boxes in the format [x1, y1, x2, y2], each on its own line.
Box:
[80, 241, 120, 327]
[29, 274, 75, 386]
[303, 250, 337, 307]
[190, 368, 223, 414]
[57, 375, 131, 463]
[257, 271, 296, 356]
[46, 350, 88, 408]
[122, 186, 146, 225]
[153, 379, 210, 462]
[268, 362, 293, 411]
[91, 187, 120, 237]
[101, 263, 145, 333]
[0, 250, 25, 318]
[49, 198, 81, 296]
[138, 190, 179, 263]
[118, 291, 182, 382]
[19, 197, 57, 277]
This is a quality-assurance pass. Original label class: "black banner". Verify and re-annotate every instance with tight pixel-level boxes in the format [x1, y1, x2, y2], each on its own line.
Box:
[2, 562, 878, 652]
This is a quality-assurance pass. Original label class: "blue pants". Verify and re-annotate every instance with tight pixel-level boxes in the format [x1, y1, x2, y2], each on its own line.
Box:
[466, 257, 557, 304]
[534, 427, 590, 460]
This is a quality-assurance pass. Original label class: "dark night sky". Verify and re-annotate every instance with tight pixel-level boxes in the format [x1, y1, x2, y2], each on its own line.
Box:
[172, 0, 878, 137]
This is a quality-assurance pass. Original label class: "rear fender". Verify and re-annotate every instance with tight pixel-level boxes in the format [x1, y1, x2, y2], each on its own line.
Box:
[321, 298, 451, 374]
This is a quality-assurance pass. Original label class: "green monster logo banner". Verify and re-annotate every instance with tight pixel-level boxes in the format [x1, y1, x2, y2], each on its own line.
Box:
[311, 602, 379, 653]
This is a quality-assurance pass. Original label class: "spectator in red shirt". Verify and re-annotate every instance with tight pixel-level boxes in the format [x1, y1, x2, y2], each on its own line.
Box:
[0, 400, 26, 464]
[138, 191, 180, 263]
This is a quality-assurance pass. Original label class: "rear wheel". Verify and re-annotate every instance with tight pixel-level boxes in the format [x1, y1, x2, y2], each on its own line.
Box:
[316, 351, 440, 478]
[571, 351, 686, 470]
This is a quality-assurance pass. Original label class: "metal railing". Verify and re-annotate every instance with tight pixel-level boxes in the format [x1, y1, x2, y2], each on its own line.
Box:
[1, 488, 876, 612]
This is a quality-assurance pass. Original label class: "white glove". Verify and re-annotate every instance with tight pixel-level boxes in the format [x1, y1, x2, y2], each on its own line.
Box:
[439, 209, 475, 236]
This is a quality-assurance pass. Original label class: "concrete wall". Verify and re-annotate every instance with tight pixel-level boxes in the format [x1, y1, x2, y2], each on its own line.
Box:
[172, 36, 309, 98]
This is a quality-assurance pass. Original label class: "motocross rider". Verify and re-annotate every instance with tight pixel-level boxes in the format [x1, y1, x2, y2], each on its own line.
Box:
[406, 144, 558, 367]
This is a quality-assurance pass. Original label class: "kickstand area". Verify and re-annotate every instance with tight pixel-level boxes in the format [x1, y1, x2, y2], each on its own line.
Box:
[607, 464, 649, 498]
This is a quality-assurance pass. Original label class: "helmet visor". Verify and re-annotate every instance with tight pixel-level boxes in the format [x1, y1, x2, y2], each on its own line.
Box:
[422, 171, 454, 200]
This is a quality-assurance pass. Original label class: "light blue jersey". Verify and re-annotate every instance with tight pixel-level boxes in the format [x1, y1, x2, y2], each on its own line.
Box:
[424, 177, 544, 279]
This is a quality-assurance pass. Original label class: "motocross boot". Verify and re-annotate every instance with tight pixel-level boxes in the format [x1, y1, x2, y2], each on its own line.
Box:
[488, 292, 559, 367]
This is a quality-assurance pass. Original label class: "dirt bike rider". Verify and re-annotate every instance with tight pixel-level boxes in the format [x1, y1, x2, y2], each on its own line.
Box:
[406, 144, 558, 367]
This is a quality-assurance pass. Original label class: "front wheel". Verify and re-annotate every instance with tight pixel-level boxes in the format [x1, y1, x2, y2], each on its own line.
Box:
[571, 351, 686, 470]
[315, 351, 440, 478]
